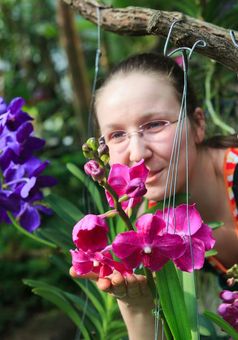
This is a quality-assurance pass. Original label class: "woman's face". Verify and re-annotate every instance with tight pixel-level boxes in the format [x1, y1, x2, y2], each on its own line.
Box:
[96, 72, 201, 201]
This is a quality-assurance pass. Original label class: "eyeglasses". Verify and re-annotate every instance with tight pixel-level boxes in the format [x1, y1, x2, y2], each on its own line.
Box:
[100, 119, 178, 152]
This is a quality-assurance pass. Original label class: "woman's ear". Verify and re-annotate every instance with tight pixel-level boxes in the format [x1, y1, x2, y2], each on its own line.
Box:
[193, 107, 206, 144]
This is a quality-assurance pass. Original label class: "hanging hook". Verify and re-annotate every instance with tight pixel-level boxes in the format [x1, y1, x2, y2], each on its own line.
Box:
[164, 20, 182, 56]
[230, 30, 238, 48]
[164, 19, 206, 61]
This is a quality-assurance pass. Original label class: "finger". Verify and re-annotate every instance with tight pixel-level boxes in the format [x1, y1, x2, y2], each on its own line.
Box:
[97, 277, 112, 291]
[110, 271, 127, 298]
[124, 274, 140, 298]
[69, 267, 98, 281]
[136, 274, 153, 297]
[111, 270, 125, 286]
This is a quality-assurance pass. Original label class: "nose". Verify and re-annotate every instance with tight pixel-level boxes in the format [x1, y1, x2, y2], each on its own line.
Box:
[128, 134, 152, 163]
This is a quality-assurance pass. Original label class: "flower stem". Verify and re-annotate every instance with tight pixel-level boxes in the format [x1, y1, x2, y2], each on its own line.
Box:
[102, 182, 134, 231]
[144, 268, 157, 299]
[8, 213, 57, 248]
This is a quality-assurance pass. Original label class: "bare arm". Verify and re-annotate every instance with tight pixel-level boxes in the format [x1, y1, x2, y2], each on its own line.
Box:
[70, 268, 163, 340]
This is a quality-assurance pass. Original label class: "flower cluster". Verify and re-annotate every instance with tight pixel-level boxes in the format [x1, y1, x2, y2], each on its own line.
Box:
[70, 214, 130, 277]
[0, 96, 56, 232]
[218, 290, 238, 331]
[70, 145, 215, 276]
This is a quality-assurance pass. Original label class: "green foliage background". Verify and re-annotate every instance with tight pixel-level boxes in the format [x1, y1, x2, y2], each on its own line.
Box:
[0, 0, 238, 338]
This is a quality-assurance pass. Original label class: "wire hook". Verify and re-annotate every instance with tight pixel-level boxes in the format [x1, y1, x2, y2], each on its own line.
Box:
[164, 20, 181, 56]
[230, 30, 238, 48]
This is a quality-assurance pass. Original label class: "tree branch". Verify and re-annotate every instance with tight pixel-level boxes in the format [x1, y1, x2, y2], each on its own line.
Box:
[62, 0, 238, 72]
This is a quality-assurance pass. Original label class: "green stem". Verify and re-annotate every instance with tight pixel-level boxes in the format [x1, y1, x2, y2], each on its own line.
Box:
[8, 213, 57, 248]
[144, 268, 157, 300]
[102, 182, 134, 230]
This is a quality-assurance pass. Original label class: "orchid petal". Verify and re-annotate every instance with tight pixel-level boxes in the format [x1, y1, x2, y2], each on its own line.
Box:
[129, 159, 149, 181]
[108, 163, 130, 183]
[136, 214, 166, 243]
[166, 204, 202, 235]
[193, 223, 215, 250]
[70, 249, 93, 275]
[174, 237, 205, 272]
[112, 231, 141, 259]
[153, 234, 186, 259]
[143, 248, 169, 271]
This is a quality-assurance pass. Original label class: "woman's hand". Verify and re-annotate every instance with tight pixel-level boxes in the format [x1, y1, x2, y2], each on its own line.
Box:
[69, 267, 153, 307]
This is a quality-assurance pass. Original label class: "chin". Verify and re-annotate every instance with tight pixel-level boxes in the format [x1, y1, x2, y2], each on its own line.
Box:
[145, 188, 164, 203]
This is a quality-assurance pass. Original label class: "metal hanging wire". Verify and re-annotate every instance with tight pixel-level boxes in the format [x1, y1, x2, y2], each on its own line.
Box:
[76, 7, 102, 340]
[154, 20, 207, 340]
[87, 6, 102, 137]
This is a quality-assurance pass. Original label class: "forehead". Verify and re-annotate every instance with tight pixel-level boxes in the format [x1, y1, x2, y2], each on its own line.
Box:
[96, 72, 180, 131]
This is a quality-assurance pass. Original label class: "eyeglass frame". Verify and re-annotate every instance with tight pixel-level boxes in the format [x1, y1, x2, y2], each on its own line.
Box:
[99, 119, 179, 146]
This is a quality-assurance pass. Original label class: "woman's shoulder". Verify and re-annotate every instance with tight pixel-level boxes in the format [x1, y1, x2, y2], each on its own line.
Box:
[208, 147, 238, 177]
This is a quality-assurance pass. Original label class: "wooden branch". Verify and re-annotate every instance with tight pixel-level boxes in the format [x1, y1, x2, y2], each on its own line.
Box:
[62, 0, 238, 72]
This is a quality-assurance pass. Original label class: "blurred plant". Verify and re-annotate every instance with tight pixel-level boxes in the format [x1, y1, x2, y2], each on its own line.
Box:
[218, 290, 238, 332]
[0, 96, 56, 232]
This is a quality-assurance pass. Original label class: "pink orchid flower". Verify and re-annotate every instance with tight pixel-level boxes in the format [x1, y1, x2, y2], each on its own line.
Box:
[156, 204, 215, 272]
[70, 246, 132, 278]
[106, 159, 149, 209]
[112, 214, 185, 271]
[70, 249, 114, 277]
[72, 214, 108, 252]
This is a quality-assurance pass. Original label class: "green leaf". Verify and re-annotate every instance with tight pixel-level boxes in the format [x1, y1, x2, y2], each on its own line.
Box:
[156, 261, 192, 340]
[204, 310, 238, 340]
[205, 249, 218, 258]
[67, 163, 105, 214]
[207, 221, 224, 230]
[74, 278, 106, 316]
[45, 193, 83, 225]
[24, 279, 91, 339]
[8, 213, 57, 248]
[198, 314, 218, 338]
[181, 271, 199, 339]
[63, 292, 103, 336]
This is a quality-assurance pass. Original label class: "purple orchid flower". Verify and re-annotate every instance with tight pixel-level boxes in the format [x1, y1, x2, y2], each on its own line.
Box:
[0, 96, 56, 232]
[112, 213, 185, 271]
[0, 124, 45, 171]
[218, 290, 238, 331]
[0, 97, 32, 131]
[106, 159, 149, 209]
[156, 204, 216, 272]
[84, 160, 105, 181]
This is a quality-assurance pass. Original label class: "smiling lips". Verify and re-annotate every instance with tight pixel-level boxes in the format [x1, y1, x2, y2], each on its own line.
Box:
[146, 169, 164, 184]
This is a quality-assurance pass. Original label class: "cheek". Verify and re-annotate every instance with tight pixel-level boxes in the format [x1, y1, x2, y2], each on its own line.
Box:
[108, 149, 128, 166]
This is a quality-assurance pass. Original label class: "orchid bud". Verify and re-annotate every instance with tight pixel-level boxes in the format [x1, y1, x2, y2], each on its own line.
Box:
[86, 137, 99, 152]
[98, 139, 110, 165]
[99, 209, 118, 219]
[126, 178, 147, 198]
[98, 143, 110, 164]
[98, 143, 109, 157]
[227, 277, 235, 287]
[82, 143, 94, 159]
[84, 160, 105, 181]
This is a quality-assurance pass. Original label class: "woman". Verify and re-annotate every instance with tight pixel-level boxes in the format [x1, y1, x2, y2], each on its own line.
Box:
[71, 53, 238, 339]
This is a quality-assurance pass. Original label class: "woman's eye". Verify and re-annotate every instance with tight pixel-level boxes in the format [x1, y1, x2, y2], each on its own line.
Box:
[144, 120, 168, 131]
[109, 131, 126, 140]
